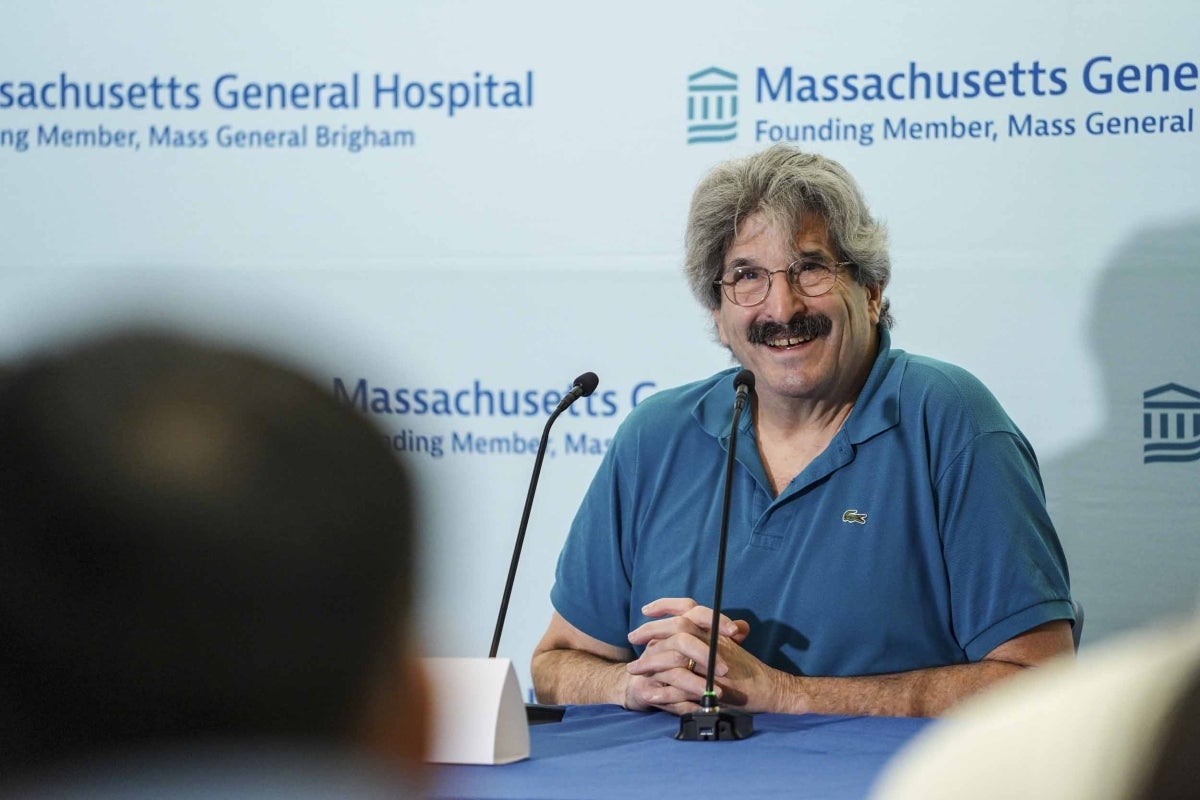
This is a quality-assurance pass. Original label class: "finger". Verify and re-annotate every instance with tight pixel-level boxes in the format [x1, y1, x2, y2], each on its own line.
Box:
[631, 631, 732, 678]
[626, 674, 697, 711]
[640, 597, 698, 619]
[626, 641, 708, 676]
[679, 604, 742, 638]
[628, 610, 739, 646]
[650, 681, 727, 716]
[629, 672, 708, 707]
[650, 640, 725, 678]
[627, 615, 706, 646]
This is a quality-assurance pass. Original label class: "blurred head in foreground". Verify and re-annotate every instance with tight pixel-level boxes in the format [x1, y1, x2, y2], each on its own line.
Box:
[0, 330, 425, 784]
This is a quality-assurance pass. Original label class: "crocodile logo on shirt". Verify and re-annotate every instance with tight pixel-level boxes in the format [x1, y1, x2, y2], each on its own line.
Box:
[842, 509, 868, 525]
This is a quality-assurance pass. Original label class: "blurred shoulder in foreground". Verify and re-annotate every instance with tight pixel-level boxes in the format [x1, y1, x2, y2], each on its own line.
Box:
[870, 618, 1200, 800]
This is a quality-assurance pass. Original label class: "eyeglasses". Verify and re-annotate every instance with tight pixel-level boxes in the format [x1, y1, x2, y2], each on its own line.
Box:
[714, 259, 852, 307]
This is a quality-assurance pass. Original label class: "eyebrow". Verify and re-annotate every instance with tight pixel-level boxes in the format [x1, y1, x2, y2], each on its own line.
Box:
[793, 248, 835, 261]
[725, 249, 834, 270]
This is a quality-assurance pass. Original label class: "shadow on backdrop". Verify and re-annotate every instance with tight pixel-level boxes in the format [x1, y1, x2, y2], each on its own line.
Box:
[1042, 219, 1200, 646]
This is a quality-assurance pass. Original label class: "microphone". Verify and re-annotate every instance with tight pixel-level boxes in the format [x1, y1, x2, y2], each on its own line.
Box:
[733, 368, 753, 412]
[489, 371, 599, 725]
[677, 368, 755, 741]
[554, 370, 599, 412]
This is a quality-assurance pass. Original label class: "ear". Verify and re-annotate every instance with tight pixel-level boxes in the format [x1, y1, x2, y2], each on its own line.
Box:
[864, 283, 883, 326]
[712, 306, 731, 347]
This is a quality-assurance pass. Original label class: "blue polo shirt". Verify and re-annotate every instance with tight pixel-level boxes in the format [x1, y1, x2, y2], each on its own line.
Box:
[550, 330, 1072, 677]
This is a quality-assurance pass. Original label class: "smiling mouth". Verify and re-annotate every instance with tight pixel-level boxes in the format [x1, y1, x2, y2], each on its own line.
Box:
[766, 334, 815, 348]
[747, 313, 833, 349]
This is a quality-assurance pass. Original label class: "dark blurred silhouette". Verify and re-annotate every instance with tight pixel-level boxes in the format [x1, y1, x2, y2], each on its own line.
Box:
[0, 330, 427, 796]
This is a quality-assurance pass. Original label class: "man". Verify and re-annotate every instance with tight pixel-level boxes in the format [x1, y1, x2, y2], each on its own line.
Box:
[532, 144, 1074, 717]
[0, 330, 426, 795]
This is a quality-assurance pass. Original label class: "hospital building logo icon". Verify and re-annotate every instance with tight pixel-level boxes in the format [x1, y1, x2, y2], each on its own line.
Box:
[687, 67, 738, 144]
[1142, 383, 1200, 464]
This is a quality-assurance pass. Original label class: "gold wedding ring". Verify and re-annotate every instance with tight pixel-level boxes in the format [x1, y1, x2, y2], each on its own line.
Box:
[686, 658, 696, 672]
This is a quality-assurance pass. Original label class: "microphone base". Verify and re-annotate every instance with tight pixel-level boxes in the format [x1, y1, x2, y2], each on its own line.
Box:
[675, 707, 754, 741]
[526, 702, 566, 725]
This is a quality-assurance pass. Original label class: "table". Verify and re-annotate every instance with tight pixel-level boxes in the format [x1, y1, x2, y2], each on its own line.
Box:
[431, 704, 931, 800]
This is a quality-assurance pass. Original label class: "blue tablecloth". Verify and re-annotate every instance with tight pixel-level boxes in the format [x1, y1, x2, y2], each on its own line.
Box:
[431, 704, 931, 800]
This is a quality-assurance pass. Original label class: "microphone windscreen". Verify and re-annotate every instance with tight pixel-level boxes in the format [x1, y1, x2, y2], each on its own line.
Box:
[573, 372, 600, 397]
[734, 369, 755, 393]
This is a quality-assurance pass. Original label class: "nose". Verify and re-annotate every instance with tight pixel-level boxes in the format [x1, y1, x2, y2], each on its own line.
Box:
[761, 269, 809, 320]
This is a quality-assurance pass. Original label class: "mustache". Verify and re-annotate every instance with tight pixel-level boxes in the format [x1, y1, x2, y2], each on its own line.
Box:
[745, 313, 833, 345]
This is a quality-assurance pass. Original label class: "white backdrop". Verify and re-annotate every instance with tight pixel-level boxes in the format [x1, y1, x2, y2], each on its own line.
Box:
[3, 0, 1198, 696]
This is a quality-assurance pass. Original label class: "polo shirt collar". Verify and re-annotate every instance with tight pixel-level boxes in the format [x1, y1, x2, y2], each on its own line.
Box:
[694, 367, 747, 443]
[842, 326, 903, 445]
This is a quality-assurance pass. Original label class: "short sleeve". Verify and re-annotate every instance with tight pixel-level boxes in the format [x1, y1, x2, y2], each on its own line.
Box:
[937, 430, 1074, 660]
[549, 434, 638, 650]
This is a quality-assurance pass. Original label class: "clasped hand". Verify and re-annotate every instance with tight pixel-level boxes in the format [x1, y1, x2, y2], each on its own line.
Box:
[622, 597, 770, 715]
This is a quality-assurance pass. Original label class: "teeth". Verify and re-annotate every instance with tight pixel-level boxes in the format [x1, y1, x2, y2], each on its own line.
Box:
[768, 335, 814, 348]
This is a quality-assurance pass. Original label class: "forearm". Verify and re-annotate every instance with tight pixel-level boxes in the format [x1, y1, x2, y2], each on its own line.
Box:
[732, 620, 1077, 717]
[770, 660, 1026, 718]
[531, 647, 629, 706]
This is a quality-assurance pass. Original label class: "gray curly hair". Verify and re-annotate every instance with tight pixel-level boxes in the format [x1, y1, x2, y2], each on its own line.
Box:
[684, 144, 893, 328]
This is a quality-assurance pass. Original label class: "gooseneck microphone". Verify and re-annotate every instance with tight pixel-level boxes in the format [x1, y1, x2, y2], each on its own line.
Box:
[490, 371, 598, 658]
[677, 368, 755, 741]
[489, 371, 599, 725]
